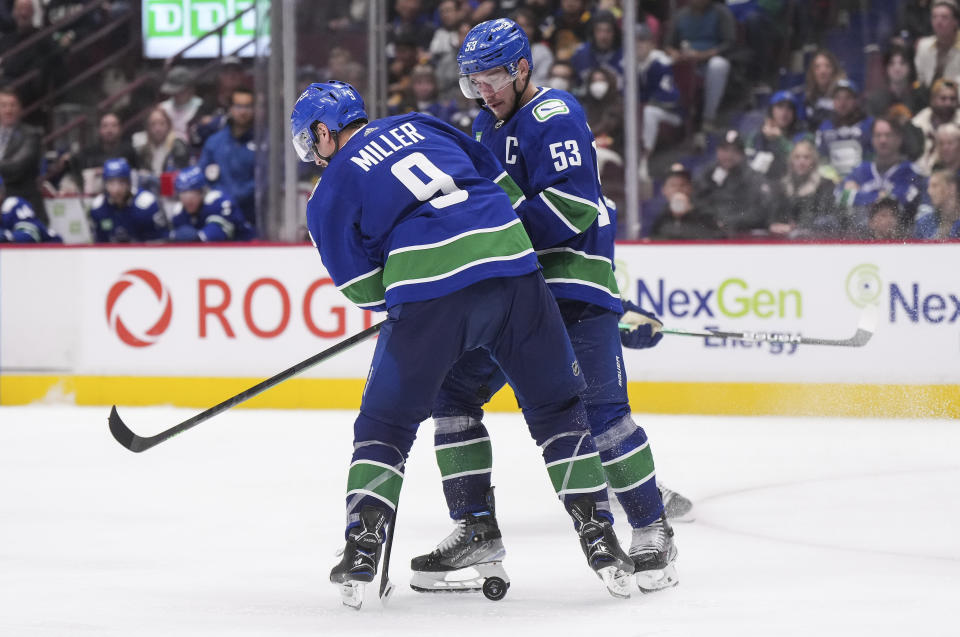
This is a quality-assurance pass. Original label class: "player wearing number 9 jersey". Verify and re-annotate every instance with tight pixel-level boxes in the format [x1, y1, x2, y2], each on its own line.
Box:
[294, 81, 637, 607]
[410, 19, 681, 597]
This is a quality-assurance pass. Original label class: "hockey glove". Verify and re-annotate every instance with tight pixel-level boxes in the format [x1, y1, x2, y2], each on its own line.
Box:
[170, 224, 200, 242]
[619, 299, 663, 349]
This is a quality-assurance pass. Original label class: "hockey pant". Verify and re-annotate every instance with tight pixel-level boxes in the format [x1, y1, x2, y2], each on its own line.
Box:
[342, 273, 609, 534]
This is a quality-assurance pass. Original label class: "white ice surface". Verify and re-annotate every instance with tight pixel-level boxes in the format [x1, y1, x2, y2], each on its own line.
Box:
[1, 406, 958, 636]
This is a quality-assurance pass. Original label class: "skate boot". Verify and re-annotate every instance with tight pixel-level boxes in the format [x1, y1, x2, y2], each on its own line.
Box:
[330, 506, 388, 610]
[629, 513, 679, 593]
[568, 497, 635, 599]
[660, 484, 695, 523]
[410, 492, 509, 600]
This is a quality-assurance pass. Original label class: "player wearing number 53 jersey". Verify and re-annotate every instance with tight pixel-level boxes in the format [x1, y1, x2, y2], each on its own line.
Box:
[294, 81, 636, 608]
[410, 18, 680, 597]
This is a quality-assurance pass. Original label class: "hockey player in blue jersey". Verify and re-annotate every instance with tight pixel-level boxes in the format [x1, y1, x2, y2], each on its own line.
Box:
[291, 81, 636, 608]
[0, 175, 61, 243]
[409, 18, 680, 598]
[168, 166, 255, 242]
[89, 158, 169, 243]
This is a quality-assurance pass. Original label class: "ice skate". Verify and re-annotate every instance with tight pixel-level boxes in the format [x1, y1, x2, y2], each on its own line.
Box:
[660, 484, 695, 523]
[330, 506, 388, 610]
[629, 514, 679, 593]
[410, 491, 509, 600]
[568, 497, 635, 599]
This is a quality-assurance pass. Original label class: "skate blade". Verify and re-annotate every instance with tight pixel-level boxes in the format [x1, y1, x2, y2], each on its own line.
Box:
[597, 565, 632, 599]
[636, 562, 679, 593]
[409, 562, 509, 593]
[339, 581, 365, 610]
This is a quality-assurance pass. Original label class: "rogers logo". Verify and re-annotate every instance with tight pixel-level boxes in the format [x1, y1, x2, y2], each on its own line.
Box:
[106, 269, 173, 347]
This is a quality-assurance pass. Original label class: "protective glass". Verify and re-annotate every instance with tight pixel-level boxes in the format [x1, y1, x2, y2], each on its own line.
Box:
[292, 127, 317, 162]
[459, 67, 517, 99]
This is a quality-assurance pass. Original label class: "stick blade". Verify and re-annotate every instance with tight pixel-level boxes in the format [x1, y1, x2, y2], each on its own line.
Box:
[109, 406, 146, 453]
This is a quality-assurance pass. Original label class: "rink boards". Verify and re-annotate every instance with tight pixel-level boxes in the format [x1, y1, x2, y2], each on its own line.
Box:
[1, 242, 958, 418]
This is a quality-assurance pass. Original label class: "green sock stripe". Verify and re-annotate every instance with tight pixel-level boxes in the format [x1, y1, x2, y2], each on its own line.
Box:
[436, 439, 493, 479]
[346, 461, 403, 508]
[601, 444, 655, 491]
[547, 454, 607, 494]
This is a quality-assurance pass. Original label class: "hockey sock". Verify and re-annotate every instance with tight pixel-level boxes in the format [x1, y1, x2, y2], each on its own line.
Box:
[344, 441, 405, 537]
[540, 430, 612, 523]
[592, 415, 663, 528]
[434, 416, 493, 520]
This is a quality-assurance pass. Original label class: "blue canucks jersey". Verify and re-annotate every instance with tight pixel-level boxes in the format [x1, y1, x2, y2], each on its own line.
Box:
[815, 116, 874, 178]
[306, 113, 538, 312]
[473, 87, 621, 313]
[845, 160, 926, 214]
[89, 190, 168, 243]
[170, 190, 256, 242]
[639, 50, 681, 113]
[0, 197, 60, 243]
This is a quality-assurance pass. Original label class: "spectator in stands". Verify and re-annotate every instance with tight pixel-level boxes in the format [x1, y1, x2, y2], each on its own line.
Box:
[169, 166, 255, 242]
[158, 66, 203, 143]
[815, 79, 873, 179]
[388, 31, 423, 113]
[582, 67, 623, 154]
[512, 8, 554, 87]
[746, 90, 803, 180]
[199, 88, 256, 225]
[649, 162, 722, 240]
[840, 117, 926, 234]
[0, 174, 60, 243]
[570, 10, 623, 85]
[0, 86, 43, 223]
[56, 111, 138, 194]
[429, 0, 466, 100]
[134, 106, 191, 182]
[551, 0, 591, 62]
[693, 129, 773, 236]
[866, 197, 906, 240]
[898, 0, 934, 46]
[769, 139, 840, 239]
[663, 0, 736, 136]
[728, 0, 789, 87]
[914, 0, 960, 90]
[912, 77, 960, 173]
[798, 49, 845, 132]
[931, 121, 960, 172]
[866, 45, 927, 120]
[392, 63, 458, 123]
[390, 0, 434, 46]
[914, 168, 960, 237]
[636, 23, 681, 156]
[191, 56, 252, 149]
[89, 158, 168, 243]
[545, 60, 579, 94]
[0, 0, 61, 111]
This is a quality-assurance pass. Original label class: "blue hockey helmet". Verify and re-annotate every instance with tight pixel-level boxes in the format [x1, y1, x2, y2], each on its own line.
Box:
[103, 157, 131, 180]
[290, 81, 367, 163]
[457, 19, 532, 98]
[175, 166, 206, 193]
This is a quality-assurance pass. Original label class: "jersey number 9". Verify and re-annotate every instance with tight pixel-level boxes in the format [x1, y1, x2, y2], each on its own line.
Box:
[391, 152, 469, 209]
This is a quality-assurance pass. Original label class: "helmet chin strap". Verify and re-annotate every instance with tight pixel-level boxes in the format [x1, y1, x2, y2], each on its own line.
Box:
[502, 71, 532, 123]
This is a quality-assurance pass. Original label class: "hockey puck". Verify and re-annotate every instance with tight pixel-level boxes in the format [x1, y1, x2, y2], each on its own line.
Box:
[482, 577, 508, 601]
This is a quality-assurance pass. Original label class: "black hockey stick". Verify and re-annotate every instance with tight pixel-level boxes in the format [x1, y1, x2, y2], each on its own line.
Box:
[621, 304, 878, 348]
[109, 321, 385, 453]
[379, 502, 398, 604]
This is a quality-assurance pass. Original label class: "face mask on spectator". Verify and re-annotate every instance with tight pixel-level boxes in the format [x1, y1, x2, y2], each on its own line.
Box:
[547, 77, 571, 91]
[669, 193, 691, 215]
[589, 81, 609, 100]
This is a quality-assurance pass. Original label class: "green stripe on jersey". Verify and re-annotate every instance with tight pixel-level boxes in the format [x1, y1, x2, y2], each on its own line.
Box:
[346, 460, 403, 509]
[540, 188, 598, 233]
[537, 249, 620, 297]
[602, 443, 655, 491]
[382, 220, 533, 291]
[338, 268, 386, 308]
[494, 172, 525, 208]
[547, 453, 606, 495]
[435, 439, 493, 479]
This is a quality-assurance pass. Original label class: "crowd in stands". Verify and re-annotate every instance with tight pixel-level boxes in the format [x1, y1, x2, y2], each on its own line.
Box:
[4, 0, 960, 244]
